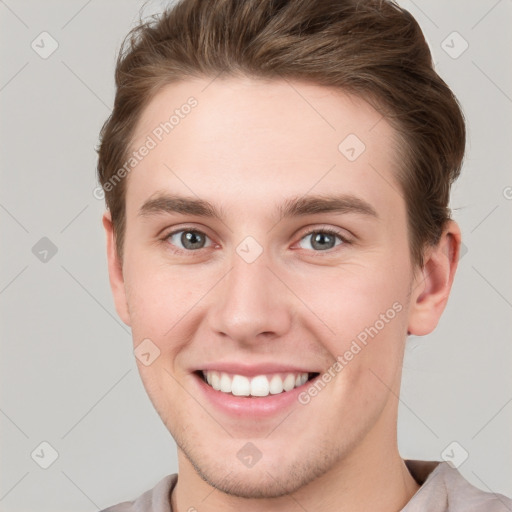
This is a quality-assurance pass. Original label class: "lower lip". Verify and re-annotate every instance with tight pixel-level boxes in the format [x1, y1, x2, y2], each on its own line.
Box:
[194, 373, 316, 418]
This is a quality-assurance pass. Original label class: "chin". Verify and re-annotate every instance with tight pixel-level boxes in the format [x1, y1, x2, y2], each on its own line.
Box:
[194, 462, 319, 498]
[177, 434, 342, 499]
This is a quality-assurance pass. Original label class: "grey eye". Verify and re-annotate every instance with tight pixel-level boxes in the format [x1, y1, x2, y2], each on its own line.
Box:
[167, 230, 212, 251]
[298, 231, 343, 251]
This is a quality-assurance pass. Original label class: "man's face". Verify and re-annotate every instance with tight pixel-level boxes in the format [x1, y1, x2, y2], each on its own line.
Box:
[107, 77, 421, 497]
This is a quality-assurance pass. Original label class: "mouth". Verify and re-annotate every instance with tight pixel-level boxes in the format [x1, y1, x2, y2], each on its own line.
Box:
[195, 370, 320, 398]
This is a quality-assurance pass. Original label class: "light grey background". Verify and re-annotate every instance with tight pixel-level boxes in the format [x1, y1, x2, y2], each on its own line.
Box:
[1, 1, 511, 510]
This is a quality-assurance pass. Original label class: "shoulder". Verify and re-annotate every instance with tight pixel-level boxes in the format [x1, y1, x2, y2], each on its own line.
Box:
[99, 474, 178, 512]
[438, 462, 512, 511]
[404, 460, 512, 512]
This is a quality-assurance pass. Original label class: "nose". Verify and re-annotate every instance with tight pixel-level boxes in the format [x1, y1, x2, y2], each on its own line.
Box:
[207, 248, 294, 345]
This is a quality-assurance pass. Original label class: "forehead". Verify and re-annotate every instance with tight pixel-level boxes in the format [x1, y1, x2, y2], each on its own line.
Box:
[125, 77, 403, 222]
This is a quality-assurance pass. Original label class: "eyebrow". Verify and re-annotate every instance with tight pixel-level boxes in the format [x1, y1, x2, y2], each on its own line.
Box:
[137, 191, 378, 221]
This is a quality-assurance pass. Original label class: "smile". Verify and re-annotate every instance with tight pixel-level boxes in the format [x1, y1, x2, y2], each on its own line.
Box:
[200, 370, 319, 398]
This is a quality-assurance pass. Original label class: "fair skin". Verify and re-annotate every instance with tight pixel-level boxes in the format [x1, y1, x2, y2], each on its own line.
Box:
[103, 77, 460, 512]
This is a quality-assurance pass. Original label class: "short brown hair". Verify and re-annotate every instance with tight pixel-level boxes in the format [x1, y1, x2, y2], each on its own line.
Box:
[96, 0, 465, 268]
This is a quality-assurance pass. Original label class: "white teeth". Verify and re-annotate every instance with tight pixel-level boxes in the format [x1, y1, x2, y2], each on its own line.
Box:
[250, 375, 270, 397]
[231, 375, 251, 396]
[283, 374, 296, 391]
[211, 372, 221, 390]
[202, 371, 310, 397]
[269, 375, 283, 394]
[220, 372, 231, 393]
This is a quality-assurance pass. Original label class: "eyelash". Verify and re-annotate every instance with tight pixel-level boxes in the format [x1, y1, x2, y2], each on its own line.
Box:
[160, 225, 350, 256]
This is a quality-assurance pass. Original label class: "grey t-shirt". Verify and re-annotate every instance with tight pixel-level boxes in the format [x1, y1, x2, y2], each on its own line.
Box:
[100, 460, 512, 511]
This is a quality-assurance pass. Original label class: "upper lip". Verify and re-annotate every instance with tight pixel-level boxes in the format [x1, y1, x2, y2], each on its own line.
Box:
[196, 362, 320, 377]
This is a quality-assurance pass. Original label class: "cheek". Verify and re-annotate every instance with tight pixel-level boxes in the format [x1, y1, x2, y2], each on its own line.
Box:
[294, 261, 409, 333]
[124, 259, 197, 342]
[290, 263, 410, 379]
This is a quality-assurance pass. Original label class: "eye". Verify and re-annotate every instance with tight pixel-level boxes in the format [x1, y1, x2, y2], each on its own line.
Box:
[297, 228, 347, 252]
[163, 228, 213, 252]
[161, 226, 349, 255]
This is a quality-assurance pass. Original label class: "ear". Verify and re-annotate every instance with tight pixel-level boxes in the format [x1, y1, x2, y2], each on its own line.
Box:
[407, 220, 461, 336]
[102, 210, 131, 326]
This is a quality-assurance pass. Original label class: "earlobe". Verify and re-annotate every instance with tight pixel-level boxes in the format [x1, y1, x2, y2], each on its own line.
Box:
[407, 221, 461, 336]
[102, 211, 131, 327]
